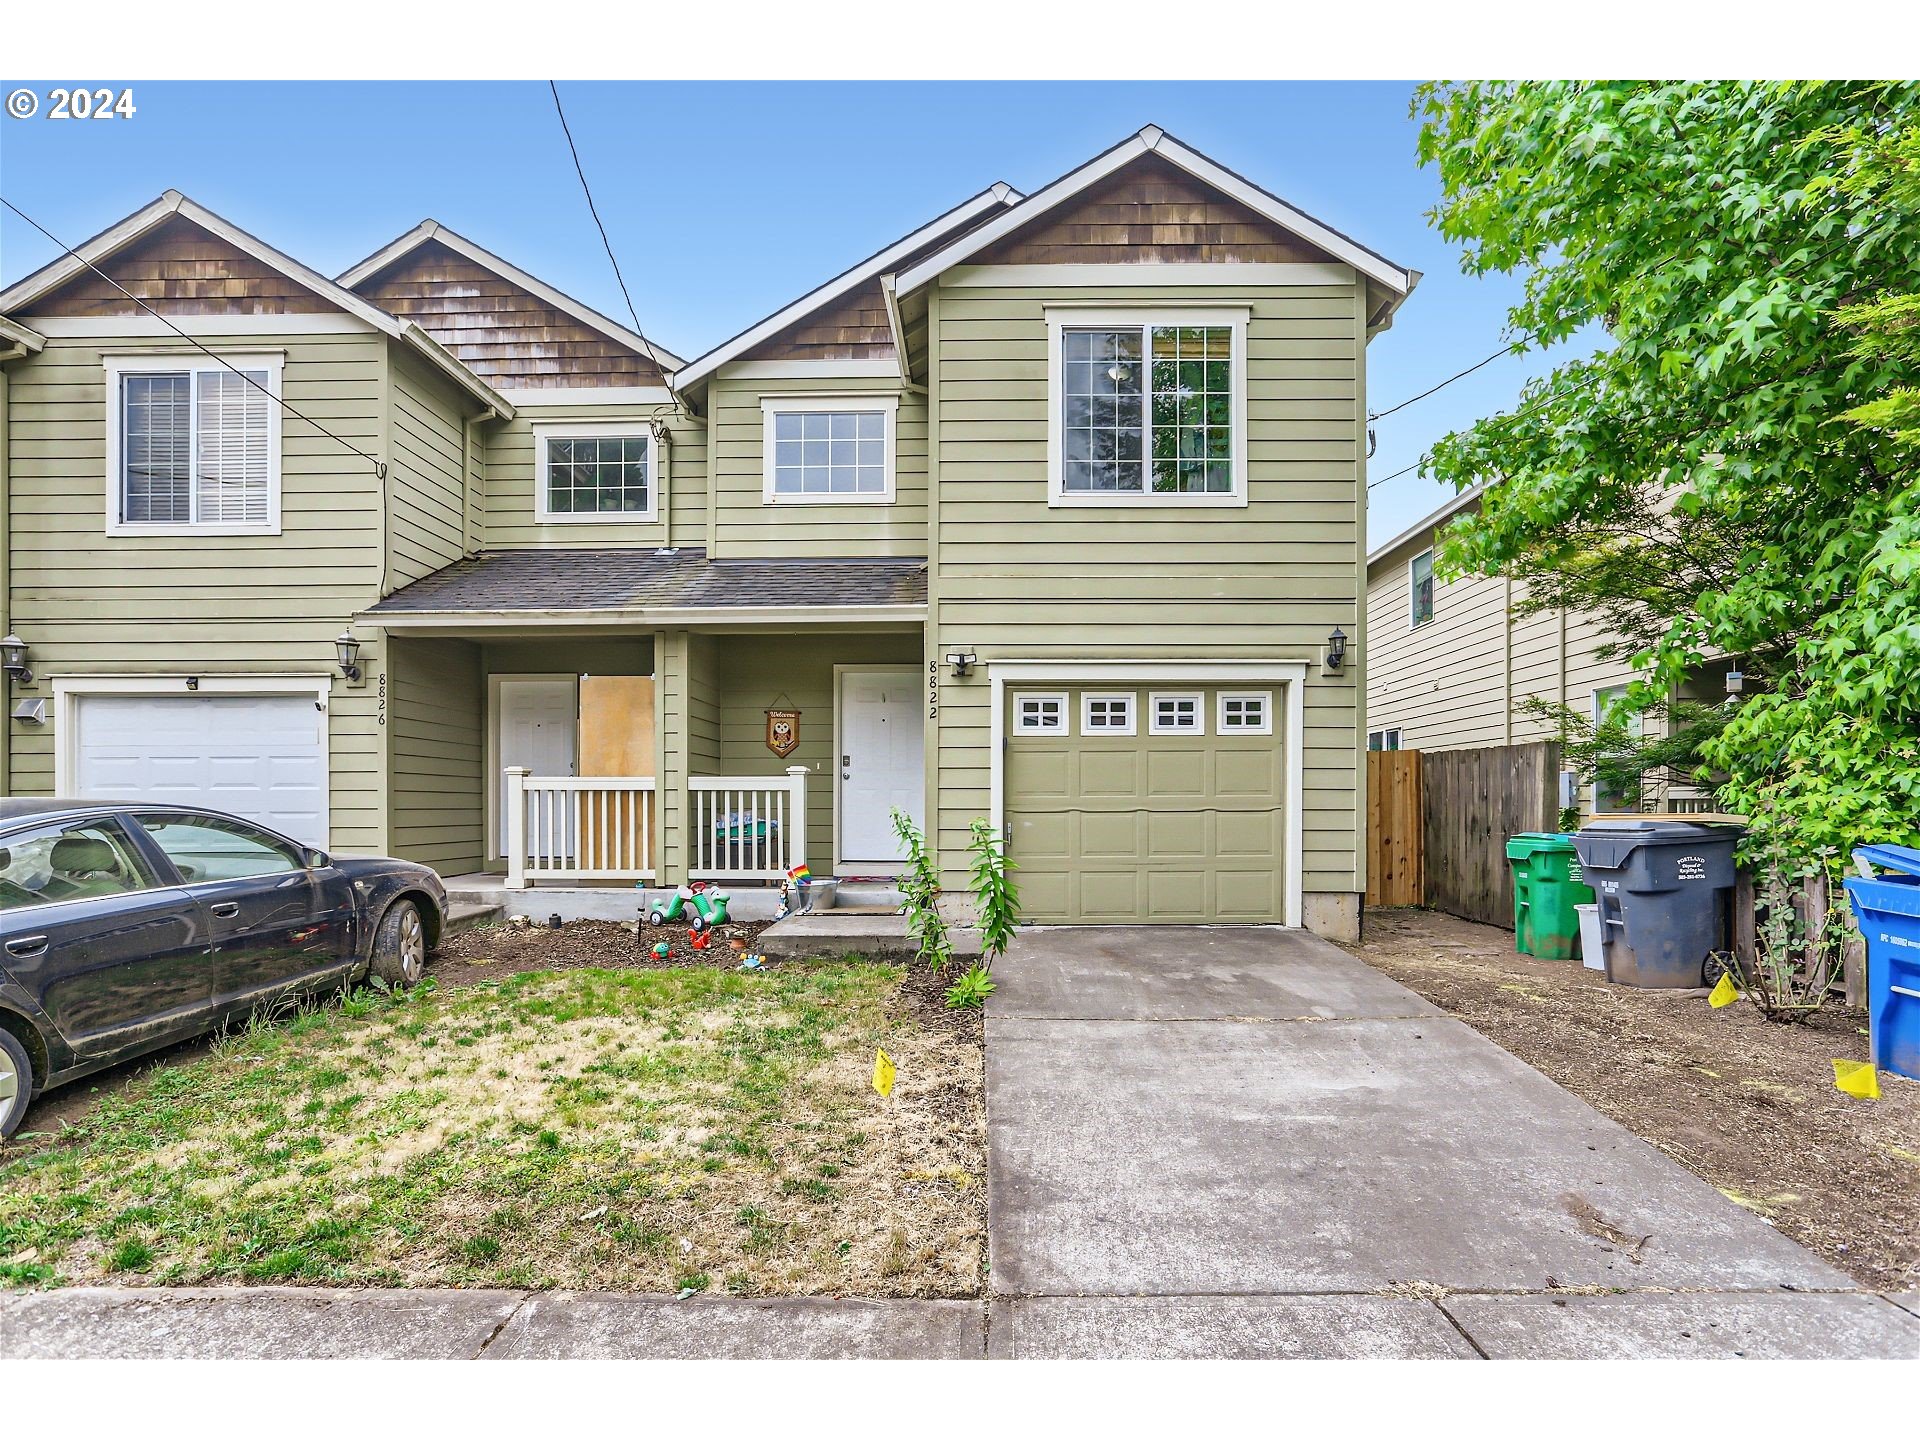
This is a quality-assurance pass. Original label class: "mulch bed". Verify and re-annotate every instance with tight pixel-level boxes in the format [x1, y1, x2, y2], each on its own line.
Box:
[435, 918, 981, 1044]
[1353, 907, 1920, 1291]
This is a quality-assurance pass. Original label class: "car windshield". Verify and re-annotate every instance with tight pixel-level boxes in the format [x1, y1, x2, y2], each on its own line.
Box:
[0, 818, 155, 912]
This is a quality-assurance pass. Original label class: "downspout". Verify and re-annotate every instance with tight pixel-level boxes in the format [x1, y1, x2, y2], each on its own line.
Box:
[461, 406, 499, 560]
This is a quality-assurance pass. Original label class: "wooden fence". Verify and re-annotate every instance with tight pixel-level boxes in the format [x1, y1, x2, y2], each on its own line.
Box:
[1365, 750, 1424, 907]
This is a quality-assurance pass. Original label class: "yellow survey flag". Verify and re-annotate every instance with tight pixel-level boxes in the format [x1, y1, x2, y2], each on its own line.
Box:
[872, 1047, 896, 1098]
[1708, 973, 1739, 1008]
[1832, 1059, 1881, 1101]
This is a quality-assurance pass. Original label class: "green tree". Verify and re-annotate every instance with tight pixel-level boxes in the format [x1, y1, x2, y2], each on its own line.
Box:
[1414, 81, 1920, 874]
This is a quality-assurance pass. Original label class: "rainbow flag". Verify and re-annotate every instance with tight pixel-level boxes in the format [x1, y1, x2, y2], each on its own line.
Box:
[786, 863, 812, 885]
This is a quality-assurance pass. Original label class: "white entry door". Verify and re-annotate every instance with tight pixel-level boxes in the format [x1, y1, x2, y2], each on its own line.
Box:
[72, 692, 328, 848]
[839, 669, 924, 870]
[498, 677, 577, 853]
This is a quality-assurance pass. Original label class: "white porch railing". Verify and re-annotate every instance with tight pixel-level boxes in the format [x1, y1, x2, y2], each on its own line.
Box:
[505, 769, 658, 888]
[690, 766, 809, 882]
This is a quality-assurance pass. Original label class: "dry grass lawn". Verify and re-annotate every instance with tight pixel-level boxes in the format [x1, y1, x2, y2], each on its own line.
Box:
[0, 959, 984, 1296]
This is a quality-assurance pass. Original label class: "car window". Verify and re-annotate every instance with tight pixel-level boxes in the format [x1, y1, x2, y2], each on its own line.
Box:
[0, 818, 157, 912]
[137, 815, 305, 884]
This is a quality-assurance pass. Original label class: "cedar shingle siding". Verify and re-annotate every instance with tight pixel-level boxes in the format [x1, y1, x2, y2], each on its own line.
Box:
[23, 215, 342, 316]
[353, 239, 664, 389]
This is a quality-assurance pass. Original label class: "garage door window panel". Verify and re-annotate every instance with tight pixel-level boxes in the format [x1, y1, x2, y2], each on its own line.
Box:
[1148, 692, 1204, 735]
[1014, 693, 1069, 735]
[1081, 692, 1137, 736]
[1218, 692, 1273, 735]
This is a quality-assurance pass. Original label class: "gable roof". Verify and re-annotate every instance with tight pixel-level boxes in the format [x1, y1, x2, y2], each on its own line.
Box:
[0, 191, 512, 418]
[337, 220, 685, 373]
[671, 182, 1022, 395]
[893, 126, 1419, 324]
[1367, 484, 1486, 571]
[0, 315, 46, 355]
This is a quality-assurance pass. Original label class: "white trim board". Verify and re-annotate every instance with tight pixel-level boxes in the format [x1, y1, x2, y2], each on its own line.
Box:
[337, 220, 685, 370]
[0, 190, 512, 420]
[942, 262, 1353, 289]
[671, 183, 1022, 394]
[894, 126, 1417, 303]
[986, 659, 1308, 927]
[50, 674, 335, 844]
[721, 360, 903, 381]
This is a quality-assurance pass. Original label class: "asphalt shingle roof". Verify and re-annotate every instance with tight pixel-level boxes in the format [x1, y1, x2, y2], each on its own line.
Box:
[367, 548, 927, 615]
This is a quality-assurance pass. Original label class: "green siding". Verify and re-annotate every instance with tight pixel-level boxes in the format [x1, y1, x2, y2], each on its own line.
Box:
[482, 403, 705, 550]
[926, 277, 1367, 900]
[706, 374, 926, 558]
[1, 330, 392, 852]
[386, 344, 472, 586]
[387, 636, 484, 872]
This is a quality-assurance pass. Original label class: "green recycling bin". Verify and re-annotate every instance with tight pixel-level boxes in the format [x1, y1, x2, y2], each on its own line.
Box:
[1506, 833, 1595, 961]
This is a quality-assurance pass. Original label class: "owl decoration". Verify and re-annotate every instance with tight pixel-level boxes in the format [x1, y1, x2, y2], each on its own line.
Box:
[765, 707, 800, 758]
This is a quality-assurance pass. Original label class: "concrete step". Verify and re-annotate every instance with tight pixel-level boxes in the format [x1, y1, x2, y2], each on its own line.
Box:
[442, 901, 504, 938]
[759, 911, 983, 962]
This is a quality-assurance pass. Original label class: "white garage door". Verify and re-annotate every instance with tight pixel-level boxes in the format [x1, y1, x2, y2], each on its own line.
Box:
[73, 693, 328, 848]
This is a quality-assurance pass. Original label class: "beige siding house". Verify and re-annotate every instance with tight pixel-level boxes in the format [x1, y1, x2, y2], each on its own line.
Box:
[1, 127, 1417, 937]
[1364, 488, 1725, 815]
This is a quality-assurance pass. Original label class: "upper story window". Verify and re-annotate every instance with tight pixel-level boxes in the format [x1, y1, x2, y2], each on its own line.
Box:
[534, 422, 656, 524]
[761, 395, 897, 505]
[1046, 306, 1248, 509]
[1410, 549, 1435, 628]
[106, 354, 282, 536]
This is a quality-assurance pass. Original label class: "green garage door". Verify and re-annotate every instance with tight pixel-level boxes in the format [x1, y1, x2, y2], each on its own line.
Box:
[1006, 686, 1285, 924]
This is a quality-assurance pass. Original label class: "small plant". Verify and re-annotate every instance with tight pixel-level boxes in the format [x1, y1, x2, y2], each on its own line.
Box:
[106, 1239, 152, 1273]
[945, 819, 1021, 1009]
[462, 1235, 502, 1263]
[891, 809, 953, 972]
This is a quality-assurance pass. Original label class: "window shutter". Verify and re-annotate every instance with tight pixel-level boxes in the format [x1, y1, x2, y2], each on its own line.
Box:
[195, 369, 271, 525]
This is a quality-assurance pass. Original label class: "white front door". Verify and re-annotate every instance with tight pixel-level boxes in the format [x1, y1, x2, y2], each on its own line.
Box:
[839, 668, 924, 870]
[498, 677, 577, 852]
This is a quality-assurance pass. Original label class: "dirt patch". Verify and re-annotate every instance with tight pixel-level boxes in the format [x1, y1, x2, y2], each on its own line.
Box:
[1351, 908, 1920, 1290]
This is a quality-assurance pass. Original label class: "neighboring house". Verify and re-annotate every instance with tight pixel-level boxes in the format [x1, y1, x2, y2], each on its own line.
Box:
[1364, 486, 1730, 814]
[0, 126, 1416, 936]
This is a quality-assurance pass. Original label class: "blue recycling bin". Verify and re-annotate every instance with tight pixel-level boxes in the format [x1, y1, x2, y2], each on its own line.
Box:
[1842, 844, 1920, 1083]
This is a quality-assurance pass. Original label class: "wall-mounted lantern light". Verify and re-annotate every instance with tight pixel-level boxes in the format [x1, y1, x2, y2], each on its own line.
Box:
[1325, 627, 1348, 673]
[944, 648, 977, 679]
[335, 631, 364, 683]
[1724, 667, 1745, 696]
[1, 634, 31, 686]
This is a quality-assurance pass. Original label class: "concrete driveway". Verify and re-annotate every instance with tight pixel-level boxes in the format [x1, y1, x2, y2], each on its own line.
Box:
[985, 926, 1920, 1359]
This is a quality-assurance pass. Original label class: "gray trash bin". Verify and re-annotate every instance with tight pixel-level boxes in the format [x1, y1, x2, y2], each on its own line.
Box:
[1572, 819, 1744, 987]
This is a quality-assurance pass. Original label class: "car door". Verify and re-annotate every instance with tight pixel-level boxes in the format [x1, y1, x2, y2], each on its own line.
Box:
[0, 814, 212, 1060]
[128, 812, 358, 1018]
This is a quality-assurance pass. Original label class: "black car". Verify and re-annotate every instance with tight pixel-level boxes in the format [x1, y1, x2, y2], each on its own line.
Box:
[0, 800, 446, 1138]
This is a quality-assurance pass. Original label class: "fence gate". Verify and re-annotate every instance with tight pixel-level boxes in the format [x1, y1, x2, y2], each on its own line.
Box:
[1419, 740, 1562, 929]
[1365, 750, 1424, 907]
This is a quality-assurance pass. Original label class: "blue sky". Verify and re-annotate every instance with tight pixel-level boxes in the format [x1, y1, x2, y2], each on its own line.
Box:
[0, 80, 1581, 543]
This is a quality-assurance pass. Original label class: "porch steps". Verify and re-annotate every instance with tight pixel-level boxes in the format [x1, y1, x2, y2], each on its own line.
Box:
[443, 901, 505, 938]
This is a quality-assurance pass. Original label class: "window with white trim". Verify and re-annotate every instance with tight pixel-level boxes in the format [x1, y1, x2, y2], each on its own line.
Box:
[107, 355, 281, 534]
[1368, 728, 1402, 752]
[1218, 692, 1273, 735]
[1014, 693, 1068, 735]
[1148, 692, 1203, 734]
[534, 424, 655, 523]
[1049, 308, 1247, 507]
[1081, 692, 1137, 736]
[762, 395, 897, 504]
[1410, 549, 1435, 628]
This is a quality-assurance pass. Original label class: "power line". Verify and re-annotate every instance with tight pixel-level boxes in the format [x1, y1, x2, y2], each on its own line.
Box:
[547, 81, 681, 414]
[0, 194, 388, 479]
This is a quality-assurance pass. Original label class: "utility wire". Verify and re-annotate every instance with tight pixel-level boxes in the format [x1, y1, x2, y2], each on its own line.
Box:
[547, 81, 682, 416]
[0, 194, 388, 479]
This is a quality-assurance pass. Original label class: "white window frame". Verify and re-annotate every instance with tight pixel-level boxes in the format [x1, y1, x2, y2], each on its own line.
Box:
[1590, 684, 1646, 815]
[1012, 692, 1070, 736]
[103, 352, 284, 537]
[1081, 691, 1138, 737]
[1044, 305, 1250, 510]
[533, 421, 658, 525]
[1369, 727, 1402, 752]
[760, 393, 898, 506]
[1409, 548, 1436, 629]
[1148, 691, 1204, 735]
[1218, 691, 1274, 735]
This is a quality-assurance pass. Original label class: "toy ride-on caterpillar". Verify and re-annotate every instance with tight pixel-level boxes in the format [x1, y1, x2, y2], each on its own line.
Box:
[645, 881, 731, 933]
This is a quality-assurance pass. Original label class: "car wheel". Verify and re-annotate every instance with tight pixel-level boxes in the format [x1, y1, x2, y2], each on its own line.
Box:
[369, 899, 429, 988]
[0, 1028, 32, 1141]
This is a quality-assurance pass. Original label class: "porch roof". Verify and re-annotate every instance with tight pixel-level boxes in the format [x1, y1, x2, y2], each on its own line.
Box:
[364, 547, 927, 625]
